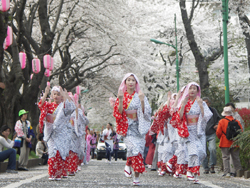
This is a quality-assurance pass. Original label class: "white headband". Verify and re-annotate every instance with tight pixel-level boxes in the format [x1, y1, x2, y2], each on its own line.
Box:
[51, 86, 60, 93]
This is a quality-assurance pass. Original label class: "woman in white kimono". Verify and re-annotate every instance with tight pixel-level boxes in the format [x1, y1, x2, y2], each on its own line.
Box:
[169, 87, 189, 178]
[77, 106, 89, 169]
[157, 125, 169, 176]
[175, 82, 212, 184]
[38, 86, 75, 180]
[68, 101, 88, 175]
[159, 93, 179, 176]
[113, 73, 151, 186]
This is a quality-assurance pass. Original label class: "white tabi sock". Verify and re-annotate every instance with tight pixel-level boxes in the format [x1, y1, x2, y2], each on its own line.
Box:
[134, 177, 139, 182]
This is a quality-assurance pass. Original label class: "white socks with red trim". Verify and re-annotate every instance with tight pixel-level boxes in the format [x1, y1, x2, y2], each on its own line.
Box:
[124, 165, 132, 178]
[134, 177, 139, 182]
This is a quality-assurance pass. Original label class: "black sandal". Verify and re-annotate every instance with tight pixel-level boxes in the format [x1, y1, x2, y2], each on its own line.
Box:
[204, 170, 209, 174]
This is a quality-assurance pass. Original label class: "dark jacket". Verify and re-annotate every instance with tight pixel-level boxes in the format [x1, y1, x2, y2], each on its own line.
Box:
[205, 107, 221, 135]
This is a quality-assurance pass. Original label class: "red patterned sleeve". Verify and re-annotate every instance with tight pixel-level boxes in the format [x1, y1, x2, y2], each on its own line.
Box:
[175, 106, 189, 138]
[151, 105, 171, 134]
[158, 105, 171, 134]
[170, 110, 178, 128]
[150, 112, 159, 133]
[38, 99, 48, 133]
[113, 98, 128, 136]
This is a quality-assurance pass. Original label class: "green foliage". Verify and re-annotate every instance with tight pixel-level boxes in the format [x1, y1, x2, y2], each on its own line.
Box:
[151, 97, 159, 115]
[202, 86, 235, 114]
[13, 150, 38, 162]
[29, 151, 39, 159]
[232, 126, 250, 170]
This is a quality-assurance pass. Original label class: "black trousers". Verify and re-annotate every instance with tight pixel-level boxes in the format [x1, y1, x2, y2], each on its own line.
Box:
[90, 148, 95, 159]
[42, 153, 48, 165]
[113, 149, 118, 161]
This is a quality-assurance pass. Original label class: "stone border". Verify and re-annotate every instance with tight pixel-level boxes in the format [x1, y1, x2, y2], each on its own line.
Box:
[0, 158, 43, 173]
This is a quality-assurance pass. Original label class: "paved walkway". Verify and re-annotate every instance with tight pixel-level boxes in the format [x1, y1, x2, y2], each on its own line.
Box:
[1, 159, 250, 188]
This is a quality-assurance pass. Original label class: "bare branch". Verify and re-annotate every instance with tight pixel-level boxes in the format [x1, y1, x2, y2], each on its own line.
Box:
[79, 53, 120, 77]
[27, 3, 38, 35]
[189, 0, 200, 23]
[160, 52, 167, 66]
[51, 0, 64, 33]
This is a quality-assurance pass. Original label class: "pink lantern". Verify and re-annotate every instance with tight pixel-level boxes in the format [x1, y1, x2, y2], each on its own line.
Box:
[44, 69, 51, 77]
[74, 93, 79, 104]
[43, 54, 54, 71]
[76, 86, 80, 95]
[30, 74, 33, 80]
[19, 52, 26, 69]
[32, 58, 41, 74]
[49, 57, 54, 71]
[0, 0, 10, 12]
[3, 26, 13, 50]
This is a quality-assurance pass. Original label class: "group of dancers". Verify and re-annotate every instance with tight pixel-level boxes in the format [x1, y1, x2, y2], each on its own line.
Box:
[38, 72, 211, 185]
[38, 85, 89, 180]
[112, 73, 212, 185]
[149, 82, 212, 184]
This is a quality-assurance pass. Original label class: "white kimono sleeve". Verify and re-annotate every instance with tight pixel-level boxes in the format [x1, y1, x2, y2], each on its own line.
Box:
[197, 101, 213, 137]
[137, 96, 152, 136]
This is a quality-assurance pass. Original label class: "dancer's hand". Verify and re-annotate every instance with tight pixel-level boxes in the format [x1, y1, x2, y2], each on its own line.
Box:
[44, 84, 50, 96]
[182, 95, 189, 106]
[138, 90, 145, 102]
[167, 91, 172, 100]
[196, 96, 204, 117]
[118, 89, 124, 100]
[176, 89, 182, 100]
[60, 87, 70, 102]
[196, 96, 203, 107]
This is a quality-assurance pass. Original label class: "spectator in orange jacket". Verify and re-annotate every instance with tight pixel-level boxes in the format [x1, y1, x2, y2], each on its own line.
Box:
[216, 106, 243, 178]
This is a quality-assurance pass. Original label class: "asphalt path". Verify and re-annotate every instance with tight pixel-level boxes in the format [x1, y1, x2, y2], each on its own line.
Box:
[1, 159, 250, 188]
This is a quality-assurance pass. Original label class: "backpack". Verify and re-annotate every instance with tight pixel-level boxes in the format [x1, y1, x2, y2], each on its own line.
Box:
[222, 118, 241, 140]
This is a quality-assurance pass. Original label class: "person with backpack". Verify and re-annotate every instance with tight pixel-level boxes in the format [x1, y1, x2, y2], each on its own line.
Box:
[225, 102, 245, 176]
[216, 106, 243, 178]
[202, 97, 221, 174]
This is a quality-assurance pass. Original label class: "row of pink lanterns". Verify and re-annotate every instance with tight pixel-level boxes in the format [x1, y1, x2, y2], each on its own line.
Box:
[1, 1, 53, 78]
[19, 52, 54, 77]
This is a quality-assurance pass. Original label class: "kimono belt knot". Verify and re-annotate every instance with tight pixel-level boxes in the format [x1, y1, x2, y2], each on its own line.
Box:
[186, 114, 199, 126]
[126, 110, 138, 121]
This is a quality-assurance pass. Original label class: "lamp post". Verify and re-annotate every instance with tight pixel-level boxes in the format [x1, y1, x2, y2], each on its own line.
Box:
[150, 15, 179, 92]
[222, 0, 230, 104]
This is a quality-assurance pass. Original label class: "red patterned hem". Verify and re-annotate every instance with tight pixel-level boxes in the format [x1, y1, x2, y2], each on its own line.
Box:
[188, 166, 200, 176]
[176, 164, 188, 175]
[48, 150, 63, 177]
[126, 153, 145, 173]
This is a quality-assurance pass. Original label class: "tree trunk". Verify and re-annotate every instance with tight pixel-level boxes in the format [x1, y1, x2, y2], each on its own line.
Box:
[0, 13, 8, 127]
[3, 36, 24, 131]
[238, 13, 250, 73]
[179, 0, 209, 90]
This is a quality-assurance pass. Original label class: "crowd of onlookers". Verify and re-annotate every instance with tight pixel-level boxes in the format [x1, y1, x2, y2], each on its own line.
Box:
[143, 99, 245, 178]
[0, 109, 48, 173]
